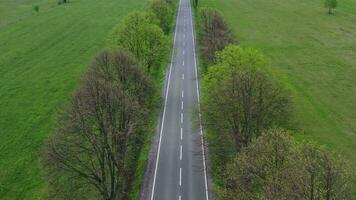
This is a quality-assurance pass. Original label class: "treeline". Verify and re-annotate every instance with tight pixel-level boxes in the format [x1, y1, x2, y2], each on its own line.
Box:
[197, 8, 354, 200]
[41, 0, 177, 199]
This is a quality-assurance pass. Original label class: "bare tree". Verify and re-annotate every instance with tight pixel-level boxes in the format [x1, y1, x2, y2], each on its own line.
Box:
[42, 50, 155, 200]
[199, 8, 235, 68]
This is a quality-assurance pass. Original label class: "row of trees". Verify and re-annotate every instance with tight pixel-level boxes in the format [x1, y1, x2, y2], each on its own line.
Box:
[198, 8, 354, 200]
[42, 0, 177, 199]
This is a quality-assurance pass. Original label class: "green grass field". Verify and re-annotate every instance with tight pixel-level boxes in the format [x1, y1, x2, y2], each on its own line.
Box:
[200, 0, 356, 165]
[0, 0, 147, 198]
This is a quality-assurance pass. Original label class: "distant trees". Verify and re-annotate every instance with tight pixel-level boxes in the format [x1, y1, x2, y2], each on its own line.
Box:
[219, 129, 354, 200]
[199, 8, 235, 70]
[42, 50, 155, 199]
[325, 0, 337, 14]
[112, 11, 169, 73]
[202, 45, 290, 152]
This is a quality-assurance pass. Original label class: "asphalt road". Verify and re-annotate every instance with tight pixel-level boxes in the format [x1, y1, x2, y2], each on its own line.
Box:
[149, 0, 209, 199]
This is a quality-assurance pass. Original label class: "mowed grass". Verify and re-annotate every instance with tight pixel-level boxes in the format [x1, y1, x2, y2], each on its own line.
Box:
[200, 0, 356, 165]
[0, 0, 147, 198]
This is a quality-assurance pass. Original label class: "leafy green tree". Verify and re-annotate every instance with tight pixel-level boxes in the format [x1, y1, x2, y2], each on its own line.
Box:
[325, 0, 337, 14]
[202, 45, 291, 152]
[148, 0, 174, 34]
[112, 11, 168, 73]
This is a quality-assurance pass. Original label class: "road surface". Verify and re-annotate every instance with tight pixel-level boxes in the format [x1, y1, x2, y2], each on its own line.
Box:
[149, 0, 209, 199]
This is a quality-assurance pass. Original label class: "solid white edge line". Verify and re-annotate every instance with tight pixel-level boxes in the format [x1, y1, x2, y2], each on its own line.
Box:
[189, 1, 209, 200]
[150, 0, 182, 199]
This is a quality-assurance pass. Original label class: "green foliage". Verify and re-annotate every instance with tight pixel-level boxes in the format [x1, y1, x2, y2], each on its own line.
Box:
[33, 5, 39, 13]
[111, 11, 169, 73]
[148, 0, 174, 34]
[325, 0, 337, 14]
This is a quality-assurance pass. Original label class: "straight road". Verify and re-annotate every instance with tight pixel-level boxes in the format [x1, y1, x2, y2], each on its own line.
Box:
[149, 0, 209, 199]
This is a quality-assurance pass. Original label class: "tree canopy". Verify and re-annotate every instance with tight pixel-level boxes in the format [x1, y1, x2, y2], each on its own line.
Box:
[111, 11, 169, 73]
[202, 45, 291, 152]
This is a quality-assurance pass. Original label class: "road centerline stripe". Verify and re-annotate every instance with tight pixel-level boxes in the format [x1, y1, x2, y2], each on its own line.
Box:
[150, 0, 182, 199]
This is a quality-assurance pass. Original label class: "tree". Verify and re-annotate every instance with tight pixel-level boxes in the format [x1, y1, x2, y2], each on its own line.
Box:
[33, 5, 39, 14]
[325, 0, 337, 14]
[193, 0, 199, 8]
[42, 49, 155, 200]
[148, 0, 173, 34]
[219, 129, 354, 200]
[202, 45, 291, 152]
[199, 8, 235, 69]
[112, 11, 168, 73]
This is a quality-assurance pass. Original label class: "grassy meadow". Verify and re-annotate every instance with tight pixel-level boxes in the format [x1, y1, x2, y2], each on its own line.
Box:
[200, 0, 356, 165]
[0, 0, 148, 198]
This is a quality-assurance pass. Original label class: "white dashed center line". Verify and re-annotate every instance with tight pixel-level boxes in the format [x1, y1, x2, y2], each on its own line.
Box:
[180, 127, 183, 140]
[180, 145, 182, 161]
[179, 167, 182, 186]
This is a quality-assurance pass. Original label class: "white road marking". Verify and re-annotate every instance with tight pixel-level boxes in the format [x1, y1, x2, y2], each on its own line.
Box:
[182, 60, 185, 66]
[179, 167, 182, 186]
[150, 0, 182, 199]
[180, 127, 183, 140]
[181, 100, 184, 110]
[189, 1, 209, 200]
[182, 73, 185, 80]
[182, 90, 184, 98]
[183, 50, 185, 55]
[180, 145, 182, 160]
[179, 195, 181, 200]
[181, 113, 183, 124]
